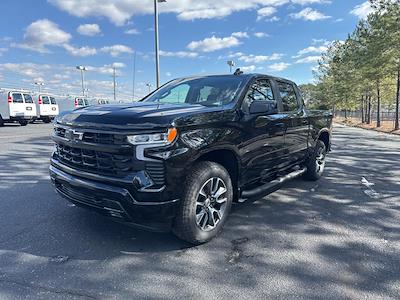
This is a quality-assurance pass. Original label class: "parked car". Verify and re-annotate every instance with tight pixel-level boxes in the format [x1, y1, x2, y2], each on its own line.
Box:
[50, 73, 333, 244]
[35, 94, 59, 123]
[58, 96, 90, 113]
[0, 89, 36, 126]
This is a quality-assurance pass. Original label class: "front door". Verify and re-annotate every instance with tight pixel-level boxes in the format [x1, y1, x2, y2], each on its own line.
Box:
[239, 78, 287, 185]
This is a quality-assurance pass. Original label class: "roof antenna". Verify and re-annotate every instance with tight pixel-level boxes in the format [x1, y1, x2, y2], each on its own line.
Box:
[234, 68, 243, 75]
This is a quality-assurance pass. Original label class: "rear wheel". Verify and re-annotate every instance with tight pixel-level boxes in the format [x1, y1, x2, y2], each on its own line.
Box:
[43, 117, 51, 123]
[304, 140, 327, 181]
[19, 119, 28, 126]
[0, 115, 4, 126]
[173, 161, 233, 245]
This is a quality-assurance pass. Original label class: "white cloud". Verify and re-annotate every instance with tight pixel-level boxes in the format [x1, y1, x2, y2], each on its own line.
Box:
[15, 19, 71, 53]
[290, 7, 331, 21]
[166, 72, 172, 77]
[101, 44, 134, 57]
[125, 28, 140, 35]
[257, 7, 278, 21]
[77, 24, 101, 36]
[237, 53, 283, 63]
[240, 65, 257, 73]
[253, 32, 269, 38]
[232, 32, 249, 38]
[291, 0, 331, 4]
[63, 44, 97, 56]
[295, 55, 321, 63]
[350, 1, 374, 19]
[268, 62, 291, 71]
[188, 35, 241, 52]
[294, 45, 328, 57]
[48, 0, 293, 24]
[160, 50, 199, 58]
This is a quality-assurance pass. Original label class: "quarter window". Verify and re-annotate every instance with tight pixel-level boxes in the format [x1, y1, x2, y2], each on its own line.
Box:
[277, 82, 299, 112]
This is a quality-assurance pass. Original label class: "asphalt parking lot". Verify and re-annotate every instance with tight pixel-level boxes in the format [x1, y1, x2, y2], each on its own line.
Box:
[0, 123, 399, 299]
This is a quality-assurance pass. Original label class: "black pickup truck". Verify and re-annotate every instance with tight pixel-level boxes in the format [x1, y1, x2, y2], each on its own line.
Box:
[50, 73, 332, 244]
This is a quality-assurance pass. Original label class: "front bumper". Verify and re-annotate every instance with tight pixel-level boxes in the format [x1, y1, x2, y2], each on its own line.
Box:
[49, 165, 180, 232]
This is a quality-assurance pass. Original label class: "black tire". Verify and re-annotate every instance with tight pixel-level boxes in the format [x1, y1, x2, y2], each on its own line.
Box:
[43, 118, 51, 123]
[304, 140, 327, 181]
[173, 161, 233, 245]
[0, 115, 4, 127]
[19, 120, 28, 126]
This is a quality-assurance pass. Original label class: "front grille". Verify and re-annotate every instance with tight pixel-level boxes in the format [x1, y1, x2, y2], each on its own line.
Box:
[56, 144, 133, 176]
[54, 127, 127, 145]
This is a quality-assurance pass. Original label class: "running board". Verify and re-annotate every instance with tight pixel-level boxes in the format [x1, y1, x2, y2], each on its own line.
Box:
[240, 168, 307, 201]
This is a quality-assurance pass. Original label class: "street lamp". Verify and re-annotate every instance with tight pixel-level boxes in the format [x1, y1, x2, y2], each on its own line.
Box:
[146, 83, 152, 94]
[34, 82, 45, 93]
[154, 0, 166, 89]
[227, 61, 235, 73]
[76, 66, 87, 97]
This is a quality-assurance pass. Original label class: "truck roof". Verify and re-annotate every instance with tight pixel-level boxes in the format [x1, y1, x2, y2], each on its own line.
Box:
[176, 73, 296, 85]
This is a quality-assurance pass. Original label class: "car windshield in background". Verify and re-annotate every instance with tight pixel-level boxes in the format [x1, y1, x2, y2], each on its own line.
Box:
[12, 93, 23, 103]
[143, 76, 246, 107]
[23, 94, 33, 103]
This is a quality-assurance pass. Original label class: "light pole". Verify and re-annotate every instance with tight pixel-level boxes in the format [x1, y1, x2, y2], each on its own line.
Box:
[227, 61, 235, 73]
[146, 83, 152, 94]
[76, 66, 87, 97]
[34, 82, 45, 93]
[113, 66, 117, 102]
[154, 0, 166, 89]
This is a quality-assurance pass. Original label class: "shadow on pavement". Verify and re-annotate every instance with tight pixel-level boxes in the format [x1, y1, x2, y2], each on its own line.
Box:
[0, 126, 399, 299]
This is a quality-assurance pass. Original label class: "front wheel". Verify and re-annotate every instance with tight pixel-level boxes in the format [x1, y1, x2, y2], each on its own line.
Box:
[304, 140, 327, 181]
[173, 161, 233, 245]
[19, 120, 28, 126]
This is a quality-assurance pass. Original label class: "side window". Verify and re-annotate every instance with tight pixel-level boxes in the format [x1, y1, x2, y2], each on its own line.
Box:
[160, 84, 190, 104]
[248, 79, 275, 102]
[277, 82, 299, 112]
[12, 93, 23, 103]
[50, 97, 57, 104]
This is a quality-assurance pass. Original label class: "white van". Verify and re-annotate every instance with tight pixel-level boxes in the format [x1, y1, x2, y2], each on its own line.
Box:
[36, 94, 59, 123]
[58, 96, 90, 113]
[0, 89, 37, 126]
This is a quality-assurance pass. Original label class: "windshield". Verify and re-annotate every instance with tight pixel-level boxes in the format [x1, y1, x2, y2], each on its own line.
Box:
[143, 76, 245, 107]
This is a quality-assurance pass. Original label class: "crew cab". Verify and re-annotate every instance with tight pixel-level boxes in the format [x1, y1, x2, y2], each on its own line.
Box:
[50, 73, 332, 244]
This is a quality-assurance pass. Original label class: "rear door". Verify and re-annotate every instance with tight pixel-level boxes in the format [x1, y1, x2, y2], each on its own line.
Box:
[9, 92, 25, 117]
[40, 96, 51, 116]
[276, 81, 309, 164]
[240, 78, 287, 184]
[49, 96, 59, 116]
[23, 93, 37, 117]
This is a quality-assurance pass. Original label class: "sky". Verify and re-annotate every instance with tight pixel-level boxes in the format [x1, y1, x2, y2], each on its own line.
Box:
[0, 0, 374, 101]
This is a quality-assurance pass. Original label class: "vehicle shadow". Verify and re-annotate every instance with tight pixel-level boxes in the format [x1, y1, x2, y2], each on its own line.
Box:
[0, 126, 399, 298]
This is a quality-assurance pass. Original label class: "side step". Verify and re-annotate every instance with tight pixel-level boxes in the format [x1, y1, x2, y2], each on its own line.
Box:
[240, 168, 307, 201]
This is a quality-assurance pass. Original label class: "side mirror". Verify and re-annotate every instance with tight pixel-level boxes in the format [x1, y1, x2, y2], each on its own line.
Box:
[249, 100, 278, 115]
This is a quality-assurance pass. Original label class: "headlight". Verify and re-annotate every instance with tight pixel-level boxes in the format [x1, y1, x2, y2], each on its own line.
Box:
[127, 127, 178, 145]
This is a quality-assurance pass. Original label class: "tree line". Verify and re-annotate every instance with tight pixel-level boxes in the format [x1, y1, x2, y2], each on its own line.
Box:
[300, 0, 400, 130]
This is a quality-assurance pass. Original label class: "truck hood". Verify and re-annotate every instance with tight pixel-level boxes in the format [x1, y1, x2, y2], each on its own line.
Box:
[56, 102, 222, 130]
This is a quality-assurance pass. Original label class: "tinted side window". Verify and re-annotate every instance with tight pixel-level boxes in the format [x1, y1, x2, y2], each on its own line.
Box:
[248, 79, 275, 102]
[12, 93, 23, 103]
[277, 82, 299, 112]
[50, 97, 57, 104]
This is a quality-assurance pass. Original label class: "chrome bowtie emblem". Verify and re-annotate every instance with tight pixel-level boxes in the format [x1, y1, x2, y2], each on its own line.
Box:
[65, 129, 84, 141]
